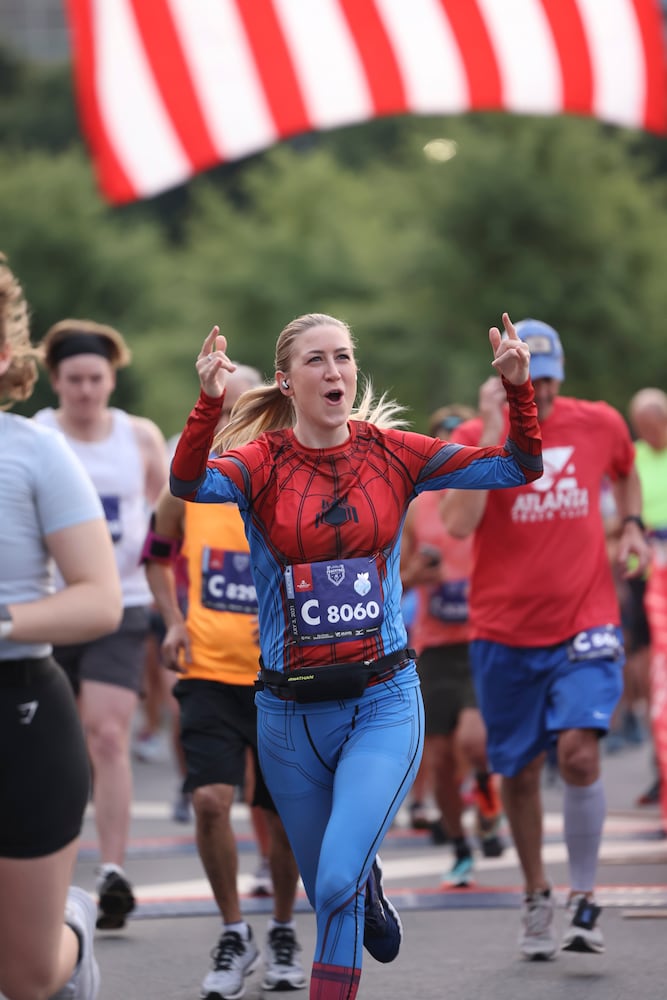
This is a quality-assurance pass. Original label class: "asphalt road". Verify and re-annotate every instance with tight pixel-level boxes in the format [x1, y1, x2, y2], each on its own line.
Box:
[71, 727, 667, 1000]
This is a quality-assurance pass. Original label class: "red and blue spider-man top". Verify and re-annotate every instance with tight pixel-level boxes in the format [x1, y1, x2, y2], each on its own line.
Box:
[170, 379, 542, 675]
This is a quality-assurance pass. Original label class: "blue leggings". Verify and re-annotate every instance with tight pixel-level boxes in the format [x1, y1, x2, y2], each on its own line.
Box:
[257, 679, 424, 990]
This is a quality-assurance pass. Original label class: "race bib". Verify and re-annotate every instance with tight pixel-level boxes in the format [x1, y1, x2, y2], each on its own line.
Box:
[100, 495, 122, 543]
[567, 625, 623, 662]
[427, 580, 469, 623]
[285, 557, 384, 645]
[201, 548, 258, 614]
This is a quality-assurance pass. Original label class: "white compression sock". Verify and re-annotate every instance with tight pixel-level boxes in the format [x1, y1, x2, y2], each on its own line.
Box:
[563, 778, 606, 893]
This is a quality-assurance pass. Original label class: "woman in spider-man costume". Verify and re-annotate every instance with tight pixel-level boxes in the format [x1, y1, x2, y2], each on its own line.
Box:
[171, 311, 542, 1000]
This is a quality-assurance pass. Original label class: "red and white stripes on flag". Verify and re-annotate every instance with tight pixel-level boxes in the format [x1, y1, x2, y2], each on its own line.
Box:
[66, 0, 667, 204]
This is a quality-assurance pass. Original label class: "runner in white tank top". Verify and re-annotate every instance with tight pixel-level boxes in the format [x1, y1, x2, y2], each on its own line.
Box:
[34, 406, 152, 606]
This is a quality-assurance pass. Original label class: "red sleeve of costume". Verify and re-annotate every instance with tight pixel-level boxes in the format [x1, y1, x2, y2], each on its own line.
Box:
[170, 390, 224, 499]
[502, 376, 542, 483]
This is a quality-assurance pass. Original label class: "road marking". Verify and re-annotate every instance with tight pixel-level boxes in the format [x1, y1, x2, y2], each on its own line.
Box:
[82, 802, 666, 917]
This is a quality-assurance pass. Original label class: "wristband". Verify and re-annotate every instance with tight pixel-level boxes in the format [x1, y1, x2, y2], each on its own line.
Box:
[622, 515, 646, 532]
[140, 517, 182, 565]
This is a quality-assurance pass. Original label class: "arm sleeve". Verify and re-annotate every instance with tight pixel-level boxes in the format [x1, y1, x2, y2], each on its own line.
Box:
[169, 390, 224, 499]
[415, 378, 542, 492]
[501, 377, 543, 481]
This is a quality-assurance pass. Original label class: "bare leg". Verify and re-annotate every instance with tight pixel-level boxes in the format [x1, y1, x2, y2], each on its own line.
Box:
[80, 680, 137, 866]
[264, 810, 300, 923]
[457, 707, 490, 773]
[411, 751, 432, 804]
[501, 754, 549, 893]
[0, 841, 80, 999]
[251, 804, 271, 862]
[136, 631, 164, 740]
[430, 733, 465, 838]
[193, 783, 241, 921]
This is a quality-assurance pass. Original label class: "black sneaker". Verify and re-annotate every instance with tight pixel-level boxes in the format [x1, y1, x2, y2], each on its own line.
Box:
[477, 814, 505, 858]
[363, 857, 402, 964]
[429, 818, 450, 845]
[96, 868, 135, 930]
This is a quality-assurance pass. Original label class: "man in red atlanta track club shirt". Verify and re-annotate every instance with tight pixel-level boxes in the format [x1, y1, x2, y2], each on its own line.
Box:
[441, 319, 651, 962]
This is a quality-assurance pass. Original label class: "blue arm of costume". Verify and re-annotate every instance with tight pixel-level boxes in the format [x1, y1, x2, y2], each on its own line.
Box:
[416, 378, 543, 493]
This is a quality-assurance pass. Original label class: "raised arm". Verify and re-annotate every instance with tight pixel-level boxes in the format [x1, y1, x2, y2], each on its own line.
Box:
[170, 326, 236, 499]
[440, 312, 541, 536]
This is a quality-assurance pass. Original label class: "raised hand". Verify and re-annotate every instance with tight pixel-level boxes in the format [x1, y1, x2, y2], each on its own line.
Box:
[489, 312, 531, 385]
[196, 326, 237, 398]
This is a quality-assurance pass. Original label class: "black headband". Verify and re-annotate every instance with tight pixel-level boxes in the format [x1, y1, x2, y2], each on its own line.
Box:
[49, 333, 116, 366]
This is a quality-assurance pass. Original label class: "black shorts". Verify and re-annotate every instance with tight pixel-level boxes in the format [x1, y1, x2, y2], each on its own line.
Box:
[173, 678, 275, 811]
[0, 657, 90, 858]
[417, 643, 478, 737]
[54, 605, 150, 695]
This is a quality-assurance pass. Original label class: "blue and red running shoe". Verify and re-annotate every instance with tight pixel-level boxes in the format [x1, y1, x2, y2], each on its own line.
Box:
[363, 857, 403, 963]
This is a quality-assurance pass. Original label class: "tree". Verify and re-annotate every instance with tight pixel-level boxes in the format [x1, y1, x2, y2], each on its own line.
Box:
[2, 42, 667, 433]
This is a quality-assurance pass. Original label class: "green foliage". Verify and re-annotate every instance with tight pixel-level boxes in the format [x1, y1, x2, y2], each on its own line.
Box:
[1, 44, 667, 436]
[393, 115, 667, 414]
[0, 147, 179, 418]
[0, 47, 78, 151]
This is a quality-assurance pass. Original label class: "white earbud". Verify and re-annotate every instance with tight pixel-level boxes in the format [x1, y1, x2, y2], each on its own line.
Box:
[282, 379, 290, 390]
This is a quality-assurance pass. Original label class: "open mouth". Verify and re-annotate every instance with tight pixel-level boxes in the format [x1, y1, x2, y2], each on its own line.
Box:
[325, 390, 343, 402]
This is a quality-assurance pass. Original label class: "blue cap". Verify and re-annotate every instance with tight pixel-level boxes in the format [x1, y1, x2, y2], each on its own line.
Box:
[515, 319, 564, 382]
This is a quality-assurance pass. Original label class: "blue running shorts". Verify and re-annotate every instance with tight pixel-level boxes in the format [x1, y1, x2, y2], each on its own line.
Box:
[470, 628, 624, 777]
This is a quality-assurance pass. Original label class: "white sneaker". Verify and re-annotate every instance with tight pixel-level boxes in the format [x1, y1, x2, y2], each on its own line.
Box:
[519, 888, 557, 961]
[261, 926, 307, 991]
[52, 887, 101, 1000]
[132, 732, 164, 763]
[201, 926, 260, 1000]
[561, 894, 604, 954]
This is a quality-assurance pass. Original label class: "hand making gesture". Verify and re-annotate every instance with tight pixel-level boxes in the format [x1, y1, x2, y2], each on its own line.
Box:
[196, 326, 237, 397]
[489, 312, 531, 385]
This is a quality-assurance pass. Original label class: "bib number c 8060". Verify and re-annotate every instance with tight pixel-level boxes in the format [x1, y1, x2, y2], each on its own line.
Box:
[285, 557, 384, 644]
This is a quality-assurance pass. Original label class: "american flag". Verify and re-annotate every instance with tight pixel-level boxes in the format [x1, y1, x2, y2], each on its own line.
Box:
[66, 0, 667, 204]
